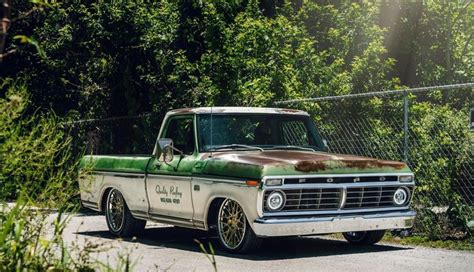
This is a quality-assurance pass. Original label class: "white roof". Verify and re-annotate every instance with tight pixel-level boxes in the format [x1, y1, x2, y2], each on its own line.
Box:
[167, 107, 309, 116]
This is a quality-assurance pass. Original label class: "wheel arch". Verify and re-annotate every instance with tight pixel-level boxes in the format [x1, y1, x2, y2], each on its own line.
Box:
[99, 186, 132, 213]
[206, 197, 225, 230]
[99, 187, 112, 213]
[204, 195, 257, 232]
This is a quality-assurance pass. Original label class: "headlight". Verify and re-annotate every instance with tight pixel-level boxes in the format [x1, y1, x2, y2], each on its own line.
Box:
[266, 191, 285, 211]
[393, 188, 409, 206]
[399, 175, 413, 183]
[266, 178, 283, 186]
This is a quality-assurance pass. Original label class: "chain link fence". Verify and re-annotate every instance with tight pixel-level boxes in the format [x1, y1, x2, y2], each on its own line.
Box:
[277, 84, 473, 239]
[65, 114, 163, 156]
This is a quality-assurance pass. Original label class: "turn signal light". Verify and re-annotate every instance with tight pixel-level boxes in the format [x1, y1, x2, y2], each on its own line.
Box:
[246, 180, 259, 187]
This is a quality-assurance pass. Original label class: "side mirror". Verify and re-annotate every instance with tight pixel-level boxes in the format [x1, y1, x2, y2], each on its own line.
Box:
[156, 138, 174, 163]
[322, 139, 329, 152]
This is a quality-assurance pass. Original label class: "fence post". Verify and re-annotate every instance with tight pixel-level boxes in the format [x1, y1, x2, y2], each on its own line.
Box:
[403, 92, 409, 162]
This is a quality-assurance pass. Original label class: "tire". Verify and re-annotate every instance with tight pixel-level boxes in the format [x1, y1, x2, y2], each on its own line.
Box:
[105, 188, 146, 237]
[216, 199, 262, 254]
[342, 230, 386, 245]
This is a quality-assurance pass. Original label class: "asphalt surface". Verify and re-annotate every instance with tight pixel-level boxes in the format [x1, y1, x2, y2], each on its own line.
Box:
[61, 212, 474, 272]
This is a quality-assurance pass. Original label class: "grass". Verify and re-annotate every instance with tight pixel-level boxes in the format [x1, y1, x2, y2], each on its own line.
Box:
[326, 233, 473, 251]
[382, 233, 473, 251]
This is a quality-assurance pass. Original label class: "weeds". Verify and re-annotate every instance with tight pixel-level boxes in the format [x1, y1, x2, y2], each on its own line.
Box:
[0, 82, 131, 270]
[384, 232, 474, 251]
[195, 239, 217, 272]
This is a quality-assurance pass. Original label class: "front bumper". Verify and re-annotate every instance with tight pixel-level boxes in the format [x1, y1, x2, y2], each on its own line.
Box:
[252, 210, 416, 237]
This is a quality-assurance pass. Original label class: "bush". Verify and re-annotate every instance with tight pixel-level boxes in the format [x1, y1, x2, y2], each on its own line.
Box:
[0, 81, 78, 205]
[408, 102, 473, 238]
[0, 82, 130, 270]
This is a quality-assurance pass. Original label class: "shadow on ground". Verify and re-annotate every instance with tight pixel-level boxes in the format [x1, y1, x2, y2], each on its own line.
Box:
[76, 225, 411, 260]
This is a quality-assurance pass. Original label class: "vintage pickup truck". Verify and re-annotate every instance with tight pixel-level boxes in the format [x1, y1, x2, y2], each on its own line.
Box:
[79, 107, 416, 253]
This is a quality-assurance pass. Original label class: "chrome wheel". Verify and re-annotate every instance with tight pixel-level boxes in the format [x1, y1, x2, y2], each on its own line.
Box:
[106, 189, 125, 232]
[217, 199, 247, 250]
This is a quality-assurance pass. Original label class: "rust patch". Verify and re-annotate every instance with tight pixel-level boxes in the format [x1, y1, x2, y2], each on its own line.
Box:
[341, 159, 406, 170]
[295, 160, 327, 172]
[201, 150, 406, 172]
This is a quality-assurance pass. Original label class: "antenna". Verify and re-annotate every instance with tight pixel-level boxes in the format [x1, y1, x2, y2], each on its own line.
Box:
[210, 105, 213, 157]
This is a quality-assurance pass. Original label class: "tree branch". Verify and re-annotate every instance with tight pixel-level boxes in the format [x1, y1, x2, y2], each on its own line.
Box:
[0, 47, 16, 60]
[11, 7, 41, 23]
[0, 0, 12, 59]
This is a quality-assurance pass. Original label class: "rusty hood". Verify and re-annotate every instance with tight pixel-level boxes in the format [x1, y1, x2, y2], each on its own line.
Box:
[199, 150, 410, 180]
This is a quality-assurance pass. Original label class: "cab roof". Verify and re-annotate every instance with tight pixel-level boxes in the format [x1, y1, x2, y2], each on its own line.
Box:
[167, 107, 309, 116]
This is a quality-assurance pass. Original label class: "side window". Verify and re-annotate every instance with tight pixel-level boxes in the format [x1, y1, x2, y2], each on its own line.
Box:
[163, 117, 195, 155]
[281, 120, 310, 146]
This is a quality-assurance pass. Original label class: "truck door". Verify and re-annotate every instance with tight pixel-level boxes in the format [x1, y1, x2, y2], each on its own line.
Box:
[146, 115, 196, 227]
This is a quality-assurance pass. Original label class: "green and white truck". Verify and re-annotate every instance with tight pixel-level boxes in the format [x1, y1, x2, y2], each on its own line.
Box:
[79, 107, 416, 253]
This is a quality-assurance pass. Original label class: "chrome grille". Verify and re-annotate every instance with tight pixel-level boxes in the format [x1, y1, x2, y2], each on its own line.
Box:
[345, 186, 413, 209]
[280, 188, 341, 211]
[263, 185, 413, 212]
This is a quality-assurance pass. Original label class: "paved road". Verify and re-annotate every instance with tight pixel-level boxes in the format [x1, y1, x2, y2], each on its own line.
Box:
[62, 212, 473, 272]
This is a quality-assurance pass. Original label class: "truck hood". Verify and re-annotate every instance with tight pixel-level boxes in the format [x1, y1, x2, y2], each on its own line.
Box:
[200, 150, 410, 180]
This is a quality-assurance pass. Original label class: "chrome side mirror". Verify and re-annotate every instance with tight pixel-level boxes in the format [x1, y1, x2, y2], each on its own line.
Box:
[156, 138, 174, 163]
[322, 139, 329, 152]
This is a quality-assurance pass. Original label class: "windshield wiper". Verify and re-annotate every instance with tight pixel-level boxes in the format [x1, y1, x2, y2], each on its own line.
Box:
[265, 145, 316, 152]
[208, 144, 264, 152]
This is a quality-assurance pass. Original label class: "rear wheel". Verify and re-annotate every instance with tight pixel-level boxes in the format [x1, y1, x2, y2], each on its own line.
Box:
[105, 188, 146, 237]
[343, 230, 386, 245]
[216, 199, 262, 253]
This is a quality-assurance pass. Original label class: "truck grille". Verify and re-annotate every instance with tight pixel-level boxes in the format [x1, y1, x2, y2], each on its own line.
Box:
[273, 188, 341, 211]
[344, 186, 411, 209]
[264, 186, 413, 212]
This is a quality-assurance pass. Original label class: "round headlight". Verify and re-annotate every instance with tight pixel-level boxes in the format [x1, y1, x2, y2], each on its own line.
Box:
[266, 191, 285, 211]
[393, 188, 409, 206]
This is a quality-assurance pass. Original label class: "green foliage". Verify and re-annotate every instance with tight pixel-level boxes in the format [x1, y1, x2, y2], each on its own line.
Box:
[415, 1, 474, 85]
[380, 0, 473, 86]
[1, 0, 403, 118]
[0, 204, 80, 271]
[384, 232, 474, 251]
[409, 102, 473, 238]
[194, 239, 217, 272]
[0, 81, 78, 204]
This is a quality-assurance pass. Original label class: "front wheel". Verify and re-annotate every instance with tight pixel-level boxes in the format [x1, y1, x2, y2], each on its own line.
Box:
[216, 199, 262, 253]
[105, 188, 146, 237]
[342, 230, 386, 245]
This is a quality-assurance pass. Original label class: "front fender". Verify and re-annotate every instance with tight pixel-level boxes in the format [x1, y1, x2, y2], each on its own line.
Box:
[192, 177, 261, 232]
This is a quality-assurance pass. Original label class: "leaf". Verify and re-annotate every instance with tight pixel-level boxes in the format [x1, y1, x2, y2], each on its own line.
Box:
[13, 35, 47, 59]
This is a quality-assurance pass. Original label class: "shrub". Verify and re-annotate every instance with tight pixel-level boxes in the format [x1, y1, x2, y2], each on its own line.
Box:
[0, 81, 78, 205]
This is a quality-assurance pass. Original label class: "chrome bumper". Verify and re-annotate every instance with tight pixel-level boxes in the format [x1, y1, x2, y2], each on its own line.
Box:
[252, 210, 416, 237]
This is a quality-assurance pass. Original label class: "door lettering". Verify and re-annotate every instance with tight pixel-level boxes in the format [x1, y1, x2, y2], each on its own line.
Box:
[156, 184, 182, 204]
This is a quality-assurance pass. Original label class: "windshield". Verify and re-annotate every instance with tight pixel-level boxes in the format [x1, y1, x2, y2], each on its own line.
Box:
[197, 114, 324, 152]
